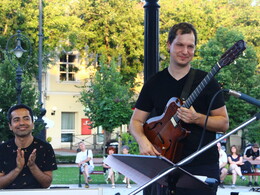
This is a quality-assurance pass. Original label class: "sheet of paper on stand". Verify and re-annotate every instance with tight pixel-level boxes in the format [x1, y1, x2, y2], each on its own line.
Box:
[104, 154, 169, 186]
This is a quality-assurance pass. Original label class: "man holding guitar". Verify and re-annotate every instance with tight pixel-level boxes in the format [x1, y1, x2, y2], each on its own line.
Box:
[129, 22, 229, 195]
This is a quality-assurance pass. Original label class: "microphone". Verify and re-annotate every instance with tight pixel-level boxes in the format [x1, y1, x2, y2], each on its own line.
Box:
[224, 89, 260, 107]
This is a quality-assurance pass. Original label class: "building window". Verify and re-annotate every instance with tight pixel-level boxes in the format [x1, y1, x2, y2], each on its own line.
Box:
[61, 133, 73, 142]
[61, 112, 75, 142]
[59, 53, 78, 81]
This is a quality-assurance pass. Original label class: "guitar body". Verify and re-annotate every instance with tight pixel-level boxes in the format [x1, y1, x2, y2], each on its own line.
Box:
[143, 97, 190, 163]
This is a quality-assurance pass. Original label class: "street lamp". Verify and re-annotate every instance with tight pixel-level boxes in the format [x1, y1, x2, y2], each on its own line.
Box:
[34, 0, 47, 141]
[6, 30, 31, 104]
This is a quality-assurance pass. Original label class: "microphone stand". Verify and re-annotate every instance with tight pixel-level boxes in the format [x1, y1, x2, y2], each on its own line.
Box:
[129, 112, 260, 195]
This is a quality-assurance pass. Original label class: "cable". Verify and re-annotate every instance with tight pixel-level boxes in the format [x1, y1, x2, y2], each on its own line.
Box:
[197, 88, 226, 150]
[181, 89, 225, 166]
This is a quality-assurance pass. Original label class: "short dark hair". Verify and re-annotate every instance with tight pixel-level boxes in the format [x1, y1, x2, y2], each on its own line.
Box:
[167, 22, 197, 45]
[107, 146, 116, 153]
[7, 104, 34, 124]
[253, 143, 259, 148]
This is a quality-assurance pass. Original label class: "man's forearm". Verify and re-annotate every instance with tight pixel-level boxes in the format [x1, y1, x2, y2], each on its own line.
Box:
[243, 156, 251, 160]
[29, 165, 52, 188]
[0, 167, 21, 189]
[129, 119, 146, 145]
[195, 114, 229, 133]
[129, 109, 150, 145]
[85, 157, 91, 163]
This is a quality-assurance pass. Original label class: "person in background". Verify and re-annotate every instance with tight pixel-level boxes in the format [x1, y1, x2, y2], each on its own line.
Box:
[129, 22, 229, 195]
[228, 145, 246, 189]
[122, 145, 132, 188]
[243, 143, 260, 187]
[0, 104, 57, 189]
[75, 141, 94, 188]
[217, 142, 228, 188]
[103, 146, 117, 189]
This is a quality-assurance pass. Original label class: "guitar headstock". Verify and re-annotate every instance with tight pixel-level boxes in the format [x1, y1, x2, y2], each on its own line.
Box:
[219, 40, 246, 68]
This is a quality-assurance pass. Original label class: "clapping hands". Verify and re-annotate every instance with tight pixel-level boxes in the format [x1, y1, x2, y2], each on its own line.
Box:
[16, 148, 37, 170]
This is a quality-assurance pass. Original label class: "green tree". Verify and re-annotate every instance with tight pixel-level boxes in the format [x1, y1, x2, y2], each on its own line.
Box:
[0, 0, 41, 77]
[244, 122, 260, 144]
[192, 27, 259, 142]
[0, 0, 45, 140]
[2, 0, 258, 84]
[79, 57, 134, 154]
[43, 0, 144, 84]
[121, 132, 139, 155]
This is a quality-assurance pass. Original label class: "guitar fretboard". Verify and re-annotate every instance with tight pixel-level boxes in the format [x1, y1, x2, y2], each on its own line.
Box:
[173, 63, 221, 124]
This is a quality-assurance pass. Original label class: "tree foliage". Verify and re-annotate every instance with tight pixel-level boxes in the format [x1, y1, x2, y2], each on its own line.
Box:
[79, 57, 134, 143]
[159, 0, 260, 69]
[192, 28, 259, 138]
[0, 54, 39, 141]
[121, 132, 139, 155]
[43, 0, 144, 84]
[1, 0, 259, 79]
[1, 0, 258, 80]
[244, 121, 260, 144]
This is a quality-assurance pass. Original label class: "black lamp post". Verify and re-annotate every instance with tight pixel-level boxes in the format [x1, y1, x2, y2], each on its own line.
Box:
[143, 0, 160, 83]
[34, 0, 47, 141]
[6, 30, 31, 104]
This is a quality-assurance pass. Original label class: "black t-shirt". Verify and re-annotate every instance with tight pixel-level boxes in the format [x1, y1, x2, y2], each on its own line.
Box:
[135, 68, 225, 166]
[244, 146, 260, 158]
[0, 137, 58, 189]
[228, 154, 241, 162]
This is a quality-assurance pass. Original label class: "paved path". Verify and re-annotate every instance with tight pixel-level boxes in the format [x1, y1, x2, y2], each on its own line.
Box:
[50, 184, 259, 195]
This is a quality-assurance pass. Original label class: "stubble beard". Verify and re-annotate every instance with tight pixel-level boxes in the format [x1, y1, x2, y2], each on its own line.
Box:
[14, 126, 32, 138]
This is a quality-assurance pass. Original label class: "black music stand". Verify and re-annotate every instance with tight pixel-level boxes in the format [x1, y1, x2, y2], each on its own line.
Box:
[104, 154, 214, 191]
[105, 112, 260, 195]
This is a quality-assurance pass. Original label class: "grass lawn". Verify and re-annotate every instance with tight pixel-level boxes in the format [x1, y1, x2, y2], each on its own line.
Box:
[52, 166, 250, 186]
[52, 166, 125, 185]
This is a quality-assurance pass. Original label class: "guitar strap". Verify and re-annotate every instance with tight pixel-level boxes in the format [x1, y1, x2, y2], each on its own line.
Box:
[180, 68, 196, 101]
[148, 68, 196, 119]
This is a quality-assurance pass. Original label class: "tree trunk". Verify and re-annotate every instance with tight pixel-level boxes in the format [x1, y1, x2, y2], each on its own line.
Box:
[102, 130, 112, 156]
[118, 126, 122, 154]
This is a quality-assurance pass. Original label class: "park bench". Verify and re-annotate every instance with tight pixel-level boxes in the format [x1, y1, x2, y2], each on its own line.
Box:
[227, 172, 260, 176]
[78, 168, 104, 187]
[227, 159, 260, 177]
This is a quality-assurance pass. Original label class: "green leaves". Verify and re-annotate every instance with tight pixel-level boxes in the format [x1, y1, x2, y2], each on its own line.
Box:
[159, 0, 260, 70]
[79, 58, 133, 133]
[192, 27, 259, 142]
[0, 53, 39, 140]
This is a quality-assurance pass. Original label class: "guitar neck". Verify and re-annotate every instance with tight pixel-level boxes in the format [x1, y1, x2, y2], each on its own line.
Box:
[173, 63, 222, 124]
[184, 63, 221, 108]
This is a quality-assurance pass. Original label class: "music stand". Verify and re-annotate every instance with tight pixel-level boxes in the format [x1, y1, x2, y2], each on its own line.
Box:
[105, 154, 214, 191]
[104, 112, 260, 195]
